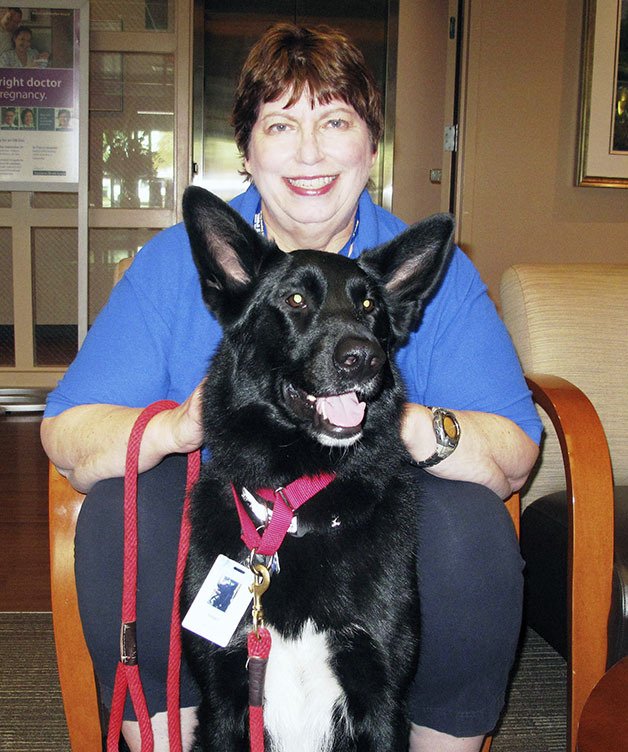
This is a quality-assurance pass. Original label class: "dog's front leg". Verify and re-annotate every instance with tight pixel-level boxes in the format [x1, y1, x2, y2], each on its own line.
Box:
[191, 646, 253, 752]
[330, 629, 411, 752]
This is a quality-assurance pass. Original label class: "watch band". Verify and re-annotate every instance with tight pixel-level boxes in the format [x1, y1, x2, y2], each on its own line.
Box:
[413, 407, 461, 469]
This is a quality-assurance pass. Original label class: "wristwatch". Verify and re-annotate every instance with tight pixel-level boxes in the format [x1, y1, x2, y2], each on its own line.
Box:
[414, 407, 461, 468]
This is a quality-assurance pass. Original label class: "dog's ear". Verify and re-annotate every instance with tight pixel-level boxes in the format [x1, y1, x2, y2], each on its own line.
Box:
[183, 185, 277, 317]
[358, 213, 455, 345]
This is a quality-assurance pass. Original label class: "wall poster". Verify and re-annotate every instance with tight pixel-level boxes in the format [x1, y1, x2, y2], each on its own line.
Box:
[0, 0, 88, 191]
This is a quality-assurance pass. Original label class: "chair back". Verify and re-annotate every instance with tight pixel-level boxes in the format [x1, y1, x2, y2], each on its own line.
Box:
[113, 255, 133, 286]
[500, 263, 628, 505]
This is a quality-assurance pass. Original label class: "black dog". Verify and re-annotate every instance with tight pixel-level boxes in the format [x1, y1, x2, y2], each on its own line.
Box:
[181, 186, 454, 751]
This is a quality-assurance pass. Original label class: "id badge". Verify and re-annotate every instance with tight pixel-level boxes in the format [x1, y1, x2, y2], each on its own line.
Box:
[182, 554, 254, 647]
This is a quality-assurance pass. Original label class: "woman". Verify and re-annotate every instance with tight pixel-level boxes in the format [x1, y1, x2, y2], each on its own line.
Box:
[56, 108, 71, 129]
[0, 24, 48, 67]
[20, 107, 34, 128]
[41, 23, 541, 752]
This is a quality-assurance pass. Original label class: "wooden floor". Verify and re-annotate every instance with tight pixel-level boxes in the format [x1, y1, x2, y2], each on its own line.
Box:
[0, 412, 51, 611]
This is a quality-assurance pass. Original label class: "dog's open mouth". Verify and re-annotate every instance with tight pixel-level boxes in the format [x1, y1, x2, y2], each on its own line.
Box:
[282, 382, 367, 444]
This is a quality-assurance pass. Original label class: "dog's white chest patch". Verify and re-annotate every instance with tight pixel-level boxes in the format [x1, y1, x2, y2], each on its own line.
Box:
[262, 620, 350, 752]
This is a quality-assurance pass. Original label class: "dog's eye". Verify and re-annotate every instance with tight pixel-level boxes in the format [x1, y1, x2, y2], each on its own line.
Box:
[286, 292, 307, 309]
[361, 298, 375, 312]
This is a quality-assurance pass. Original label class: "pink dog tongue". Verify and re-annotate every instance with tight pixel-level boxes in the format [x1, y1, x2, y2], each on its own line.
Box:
[316, 391, 366, 428]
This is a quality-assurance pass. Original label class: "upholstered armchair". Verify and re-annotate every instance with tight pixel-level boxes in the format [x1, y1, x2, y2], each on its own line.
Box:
[500, 263, 627, 751]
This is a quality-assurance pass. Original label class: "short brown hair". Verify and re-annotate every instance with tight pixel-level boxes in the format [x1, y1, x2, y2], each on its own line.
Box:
[12, 24, 32, 41]
[232, 23, 383, 161]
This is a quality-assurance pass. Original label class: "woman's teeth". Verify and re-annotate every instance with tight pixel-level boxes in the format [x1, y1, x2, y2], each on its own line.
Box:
[287, 176, 336, 190]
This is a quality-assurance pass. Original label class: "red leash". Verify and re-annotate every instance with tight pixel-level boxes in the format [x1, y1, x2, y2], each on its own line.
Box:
[107, 401, 200, 752]
[107, 403, 334, 752]
[166, 435, 200, 751]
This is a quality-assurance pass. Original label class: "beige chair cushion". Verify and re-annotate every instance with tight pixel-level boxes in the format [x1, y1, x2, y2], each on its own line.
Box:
[500, 264, 628, 506]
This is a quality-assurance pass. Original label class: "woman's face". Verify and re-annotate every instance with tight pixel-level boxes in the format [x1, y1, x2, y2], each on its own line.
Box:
[244, 91, 376, 249]
[15, 31, 32, 52]
[23, 110, 33, 125]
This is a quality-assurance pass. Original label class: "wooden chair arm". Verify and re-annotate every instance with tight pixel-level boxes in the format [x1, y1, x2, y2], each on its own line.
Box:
[525, 374, 614, 751]
[49, 463, 101, 750]
[504, 493, 521, 537]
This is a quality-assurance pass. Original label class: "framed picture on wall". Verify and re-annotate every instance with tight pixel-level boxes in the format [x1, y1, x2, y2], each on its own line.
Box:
[0, 0, 89, 191]
[577, 0, 628, 187]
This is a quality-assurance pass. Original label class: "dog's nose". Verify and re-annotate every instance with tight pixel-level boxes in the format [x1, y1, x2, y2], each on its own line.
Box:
[334, 336, 386, 380]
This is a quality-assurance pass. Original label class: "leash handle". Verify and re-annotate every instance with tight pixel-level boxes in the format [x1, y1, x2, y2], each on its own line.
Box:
[107, 400, 200, 752]
[122, 401, 179, 623]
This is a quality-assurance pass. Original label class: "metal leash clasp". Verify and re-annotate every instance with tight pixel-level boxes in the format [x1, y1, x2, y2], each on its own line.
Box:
[249, 561, 271, 637]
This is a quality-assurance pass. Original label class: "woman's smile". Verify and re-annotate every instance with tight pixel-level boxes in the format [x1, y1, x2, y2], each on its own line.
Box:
[284, 175, 338, 195]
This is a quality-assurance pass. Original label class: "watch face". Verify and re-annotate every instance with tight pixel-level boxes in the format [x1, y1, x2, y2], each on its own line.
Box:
[442, 414, 458, 441]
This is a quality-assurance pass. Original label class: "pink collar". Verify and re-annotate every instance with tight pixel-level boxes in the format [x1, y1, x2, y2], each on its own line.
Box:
[231, 473, 336, 556]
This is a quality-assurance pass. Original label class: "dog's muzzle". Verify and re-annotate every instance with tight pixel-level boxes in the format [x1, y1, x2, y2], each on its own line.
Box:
[282, 382, 366, 444]
[281, 335, 386, 446]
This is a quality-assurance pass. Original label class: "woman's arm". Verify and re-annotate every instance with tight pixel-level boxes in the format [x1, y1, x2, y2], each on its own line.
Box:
[40, 383, 205, 493]
[401, 403, 539, 500]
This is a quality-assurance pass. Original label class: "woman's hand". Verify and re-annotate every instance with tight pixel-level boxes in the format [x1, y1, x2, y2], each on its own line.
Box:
[400, 403, 539, 500]
[40, 383, 206, 494]
[148, 381, 206, 457]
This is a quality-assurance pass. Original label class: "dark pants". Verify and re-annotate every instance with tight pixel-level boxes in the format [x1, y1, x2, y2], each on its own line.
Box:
[75, 456, 523, 736]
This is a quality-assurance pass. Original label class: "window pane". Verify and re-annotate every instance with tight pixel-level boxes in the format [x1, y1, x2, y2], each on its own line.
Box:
[0, 193, 11, 209]
[0, 228, 13, 366]
[90, 53, 175, 209]
[32, 228, 78, 366]
[90, 0, 172, 32]
[88, 227, 160, 323]
[31, 192, 78, 209]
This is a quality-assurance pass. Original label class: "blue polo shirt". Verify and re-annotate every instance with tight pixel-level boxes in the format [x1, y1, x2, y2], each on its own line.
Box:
[44, 185, 542, 445]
